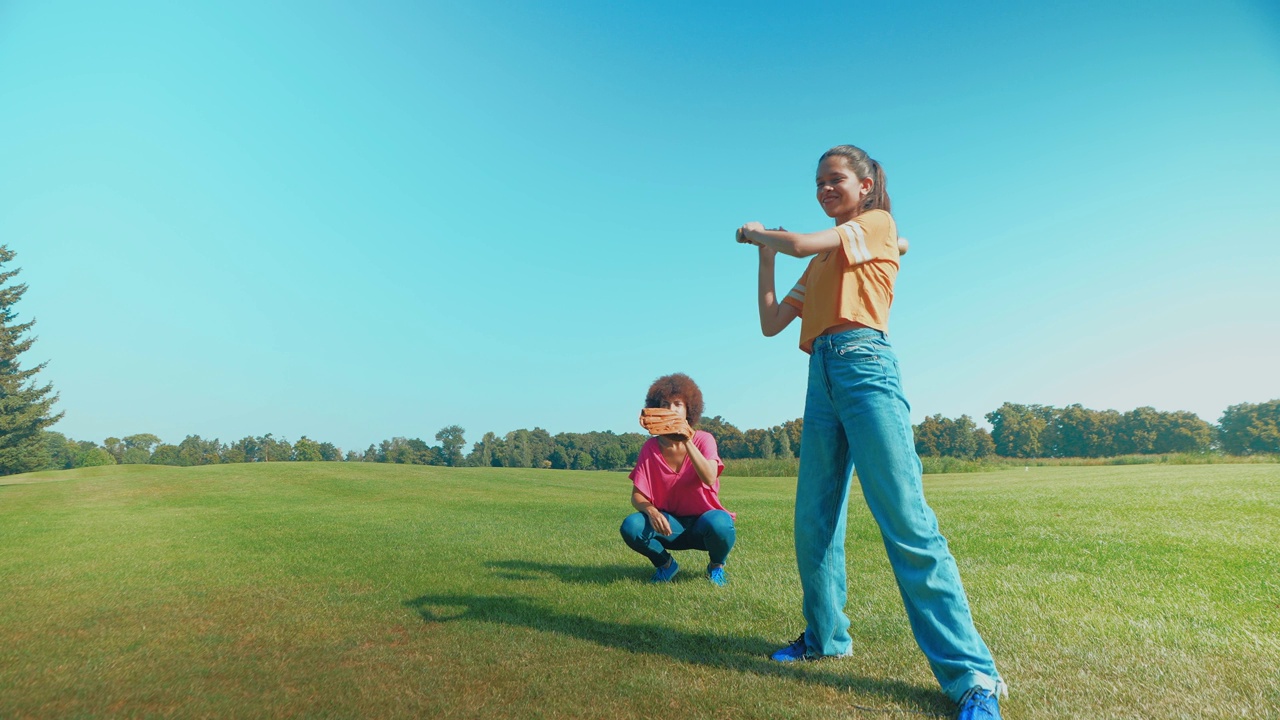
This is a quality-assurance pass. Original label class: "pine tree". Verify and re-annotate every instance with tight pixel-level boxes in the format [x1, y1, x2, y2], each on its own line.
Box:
[0, 246, 63, 474]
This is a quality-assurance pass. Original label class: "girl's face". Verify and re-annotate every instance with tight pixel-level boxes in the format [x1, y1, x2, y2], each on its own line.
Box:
[663, 397, 688, 420]
[816, 156, 874, 223]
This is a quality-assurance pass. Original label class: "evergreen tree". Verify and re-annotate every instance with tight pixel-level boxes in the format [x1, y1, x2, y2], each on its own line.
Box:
[0, 246, 63, 475]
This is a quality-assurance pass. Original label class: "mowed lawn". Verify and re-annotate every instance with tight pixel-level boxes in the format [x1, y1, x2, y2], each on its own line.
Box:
[1, 462, 1276, 719]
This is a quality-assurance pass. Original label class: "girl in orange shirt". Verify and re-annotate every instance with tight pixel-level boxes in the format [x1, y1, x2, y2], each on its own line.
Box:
[737, 145, 1005, 720]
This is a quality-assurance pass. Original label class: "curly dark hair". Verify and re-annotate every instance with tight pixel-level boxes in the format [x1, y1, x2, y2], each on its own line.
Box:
[644, 373, 704, 426]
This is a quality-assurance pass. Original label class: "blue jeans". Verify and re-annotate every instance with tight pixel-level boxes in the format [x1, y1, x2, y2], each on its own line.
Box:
[620, 509, 736, 567]
[796, 328, 1002, 702]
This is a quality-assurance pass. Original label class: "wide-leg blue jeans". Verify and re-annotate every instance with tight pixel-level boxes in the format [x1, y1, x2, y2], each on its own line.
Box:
[620, 509, 735, 567]
[796, 328, 1003, 701]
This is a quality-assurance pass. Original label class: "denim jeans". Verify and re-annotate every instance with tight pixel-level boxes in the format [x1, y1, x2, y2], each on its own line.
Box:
[796, 327, 1002, 701]
[620, 509, 735, 567]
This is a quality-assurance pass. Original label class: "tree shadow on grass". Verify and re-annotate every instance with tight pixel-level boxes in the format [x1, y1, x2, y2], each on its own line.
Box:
[403, 592, 950, 716]
[485, 559, 643, 585]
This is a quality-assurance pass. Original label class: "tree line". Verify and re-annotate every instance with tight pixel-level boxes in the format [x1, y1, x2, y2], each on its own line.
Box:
[31, 398, 1280, 474]
[1, 244, 1278, 476]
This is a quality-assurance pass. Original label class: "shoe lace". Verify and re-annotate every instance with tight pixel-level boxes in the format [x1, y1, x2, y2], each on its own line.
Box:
[958, 687, 998, 718]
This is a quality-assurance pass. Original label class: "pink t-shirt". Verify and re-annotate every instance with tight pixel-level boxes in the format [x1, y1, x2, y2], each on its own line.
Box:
[629, 431, 733, 518]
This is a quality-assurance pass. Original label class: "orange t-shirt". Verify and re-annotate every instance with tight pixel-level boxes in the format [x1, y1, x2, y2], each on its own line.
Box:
[781, 209, 899, 353]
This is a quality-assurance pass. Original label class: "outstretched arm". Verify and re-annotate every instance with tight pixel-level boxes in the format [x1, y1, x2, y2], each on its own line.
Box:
[739, 222, 842, 258]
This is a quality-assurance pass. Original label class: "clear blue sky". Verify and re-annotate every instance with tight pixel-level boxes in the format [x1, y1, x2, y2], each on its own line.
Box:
[3, 1, 1278, 453]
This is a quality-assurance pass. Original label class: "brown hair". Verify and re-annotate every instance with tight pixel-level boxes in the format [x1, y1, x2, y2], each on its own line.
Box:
[644, 373, 705, 426]
[818, 145, 891, 214]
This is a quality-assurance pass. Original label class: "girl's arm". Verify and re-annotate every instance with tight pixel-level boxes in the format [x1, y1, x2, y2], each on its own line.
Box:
[632, 489, 671, 535]
[740, 222, 842, 258]
[683, 437, 720, 488]
[755, 244, 800, 337]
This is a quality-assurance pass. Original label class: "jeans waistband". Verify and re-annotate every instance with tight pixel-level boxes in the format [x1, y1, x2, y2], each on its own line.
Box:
[810, 327, 886, 352]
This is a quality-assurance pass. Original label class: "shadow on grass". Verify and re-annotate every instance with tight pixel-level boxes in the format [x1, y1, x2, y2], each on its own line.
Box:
[403, 592, 949, 715]
[486, 559, 642, 585]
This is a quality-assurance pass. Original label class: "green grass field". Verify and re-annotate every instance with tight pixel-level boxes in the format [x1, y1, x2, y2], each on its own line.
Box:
[2, 463, 1277, 719]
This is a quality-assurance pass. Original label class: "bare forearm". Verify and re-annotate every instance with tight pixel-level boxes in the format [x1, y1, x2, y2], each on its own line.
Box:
[631, 490, 656, 513]
[743, 227, 840, 258]
[757, 252, 797, 336]
[684, 441, 719, 487]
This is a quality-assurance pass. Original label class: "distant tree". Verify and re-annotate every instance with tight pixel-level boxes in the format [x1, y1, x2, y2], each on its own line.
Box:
[914, 414, 993, 459]
[40, 431, 75, 470]
[75, 446, 116, 468]
[117, 433, 161, 463]
[1157, 411, 1213, 453]
[363, 444, 378, 462]
[781, 418, 803, 457]
[177, 435, 222, 466]
[700, 416, 748, 459]
[620, 432, 647, 466]
[318, 442, 343, 461]
[379, 437, 438, 465]
[221, 444, 247, 464]
[102, 437, 126, 464]
[225, 436, 258, 463]
[0, 246, 63, 475]
[1219, 400, 1280, 455]
[259, 434, 292, 463]
[150, 444, 181, 465]
[503, 429, 533, 468]
[1118, 406, 1160, 455]
[743, 428, 773, 459]
[294, 436, 323, 462]
[596, 442, 626, 470]
[986, 403, 1054, 458]
[467, 432, 503, 467]
[124, 433, 161, 453]
[344, 450, 360, 462]
[773, 426, 794, 459]
[1046, 405, 1120, 458]
[973, 427, 996, 458]
[528, 428, 555, 467]
[121, 447, 150, 464]
[435, 425, 466, 467]
[914, 415, 948, 457]
[571, 448, 594, 470]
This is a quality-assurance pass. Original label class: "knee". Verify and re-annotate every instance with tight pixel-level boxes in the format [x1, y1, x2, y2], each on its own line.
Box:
[700, 510, 736, 539]
[620, 512, 648, 542]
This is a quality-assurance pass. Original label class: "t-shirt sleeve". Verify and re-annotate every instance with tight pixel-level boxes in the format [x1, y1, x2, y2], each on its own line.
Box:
[836, 210, 899, 267]
[693, 431, 724, 478]
[782, 264, 811, 314]
[629, 440, 655, 499]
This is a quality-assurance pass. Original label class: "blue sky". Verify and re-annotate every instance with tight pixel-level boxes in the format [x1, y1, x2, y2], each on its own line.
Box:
[2, 1, 1278, 453]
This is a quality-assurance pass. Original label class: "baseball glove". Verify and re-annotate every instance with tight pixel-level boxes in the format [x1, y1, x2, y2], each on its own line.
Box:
[639, 407, 695, 440]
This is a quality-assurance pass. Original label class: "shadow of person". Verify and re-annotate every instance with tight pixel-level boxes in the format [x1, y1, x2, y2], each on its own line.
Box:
[485, 559, 640, 585]
[403, 593, 947, 714]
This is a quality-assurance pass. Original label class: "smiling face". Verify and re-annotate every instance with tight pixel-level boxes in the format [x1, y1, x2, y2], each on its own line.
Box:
[815, 155, 874, 224]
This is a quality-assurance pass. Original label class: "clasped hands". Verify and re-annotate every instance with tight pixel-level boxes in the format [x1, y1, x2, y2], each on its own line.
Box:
[736, 222, 779, 246]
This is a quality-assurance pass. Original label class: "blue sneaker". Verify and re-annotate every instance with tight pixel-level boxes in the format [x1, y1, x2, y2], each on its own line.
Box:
[707, 565, 728, 586]
[650, 558, 679, 583]
[770, 633, 811, 662]
[956, 687, 1001, 720]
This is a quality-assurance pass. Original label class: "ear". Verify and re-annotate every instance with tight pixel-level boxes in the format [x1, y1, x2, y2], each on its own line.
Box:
[859, 175, 875, 197]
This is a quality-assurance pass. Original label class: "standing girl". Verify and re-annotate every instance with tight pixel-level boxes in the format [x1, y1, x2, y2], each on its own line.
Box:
[737, 145, 1005, 719]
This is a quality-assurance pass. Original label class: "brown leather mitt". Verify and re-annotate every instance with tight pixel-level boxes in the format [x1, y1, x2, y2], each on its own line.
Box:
[639, 407, 695, 439]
